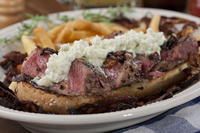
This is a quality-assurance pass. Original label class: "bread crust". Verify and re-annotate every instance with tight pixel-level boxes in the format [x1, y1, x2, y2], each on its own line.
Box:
[9, 63, 189, 114]
[9, 82, 99, 114]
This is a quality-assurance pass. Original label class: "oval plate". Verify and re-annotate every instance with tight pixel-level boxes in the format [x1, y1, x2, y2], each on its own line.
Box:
[0, 8, 199, 133]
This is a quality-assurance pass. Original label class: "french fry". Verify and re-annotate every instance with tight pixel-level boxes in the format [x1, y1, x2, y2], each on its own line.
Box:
[33, 27, 55, 50]
[72, 19, 106, 35]
[48, 24, 66, 42]
[41, 19, 129, 44]
[55, 22, 74, 43]
[92, 23, 128, 36]
[109, 23, 128, 32]
[133, 22, 147, 32]
[72, 19, 94, 31]
[149, 15, 161, 32]
[92, 23, 112, 35]
[21, 35, 37, 55]
[69, 31, 95, 42]
[72, 19, 127, 36]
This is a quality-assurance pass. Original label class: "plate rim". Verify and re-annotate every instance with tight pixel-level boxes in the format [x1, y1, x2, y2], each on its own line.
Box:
[0, 7, 199, 125]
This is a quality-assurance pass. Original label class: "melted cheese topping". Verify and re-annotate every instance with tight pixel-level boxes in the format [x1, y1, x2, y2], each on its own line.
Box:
[34, 28, 166, 87]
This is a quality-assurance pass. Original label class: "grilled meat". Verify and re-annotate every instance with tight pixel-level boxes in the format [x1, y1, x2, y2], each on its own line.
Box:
[0, 51, 27, 86]
[0, 81, 42, 113]
[17, 36, 199, 97]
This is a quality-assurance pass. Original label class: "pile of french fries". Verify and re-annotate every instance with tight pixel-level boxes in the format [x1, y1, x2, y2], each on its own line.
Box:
[22, 16, 161, 55]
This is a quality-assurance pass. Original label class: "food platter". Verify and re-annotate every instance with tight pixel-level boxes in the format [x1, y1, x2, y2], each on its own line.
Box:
[0, 8, 199, 133]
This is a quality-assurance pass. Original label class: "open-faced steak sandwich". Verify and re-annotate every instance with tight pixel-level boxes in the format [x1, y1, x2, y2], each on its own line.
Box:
[8, 27, 200, 114]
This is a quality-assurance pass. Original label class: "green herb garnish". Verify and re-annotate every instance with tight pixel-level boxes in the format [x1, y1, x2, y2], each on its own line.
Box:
[16, 14, 51, 39]
[0, 38, 9, 44]
[58, 14, 74, 22]
[82, 11, 111, 22]
[0, 37, 19, 45]
[58, 15, 70, 21]
[25, 14, 49, 22]
[107, 6, 133, 19]
[82, 6, 134, 22]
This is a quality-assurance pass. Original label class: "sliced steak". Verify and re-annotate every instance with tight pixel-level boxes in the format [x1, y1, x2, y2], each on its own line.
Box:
[153, 37, 198, 72]
[0, 51, 27, 86]
[103, 51, 142, 88]
[0, 51, 27, 69]
[19, 36, 199, 96]
[134, 54, 159, 72]
[161, 37, 198, 61]
[67, 59, 96, 95]
[51, 59, 111, 96]
[22, 48, 54, 78]
[134, 53, 163, 79]
[161, 35, 178, 51]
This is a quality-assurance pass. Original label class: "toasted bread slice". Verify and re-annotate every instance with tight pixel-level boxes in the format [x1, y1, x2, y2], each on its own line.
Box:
[9, 63, 189, 114]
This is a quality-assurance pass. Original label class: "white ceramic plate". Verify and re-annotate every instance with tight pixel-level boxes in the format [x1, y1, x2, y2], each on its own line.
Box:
[0, 8, 200, 133]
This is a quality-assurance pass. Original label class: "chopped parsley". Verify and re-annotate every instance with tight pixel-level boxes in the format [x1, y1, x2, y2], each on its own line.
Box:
[17, 14, 50, 38]
[0, 38, 9, 44]
[82, 11, 111, 22]
[82, 6, 134, 22]
[0, 37, 18, 45]
[25, 14, 49, 22]
[58, 14, 74, 22]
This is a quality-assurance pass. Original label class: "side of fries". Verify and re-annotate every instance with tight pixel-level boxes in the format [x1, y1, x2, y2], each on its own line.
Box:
[33, 27, 56, 50]
[21, 15, 162, 55]
[149, 15, 161, 32]
[53, 19, 128, 44]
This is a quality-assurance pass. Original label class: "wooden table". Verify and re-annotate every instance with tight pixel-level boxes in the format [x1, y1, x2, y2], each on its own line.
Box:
[0, 119, 29, 133]
[0, 0, 72, 29]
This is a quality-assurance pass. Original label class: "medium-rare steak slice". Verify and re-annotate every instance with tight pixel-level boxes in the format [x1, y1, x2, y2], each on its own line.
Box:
[153, 37, 199, 72]
[161, 37, 198, 61]
[21, 48, 112, 96]
[103, 51, 142, 88]
[103, 51, 161, 84]
[51, 59, 111, 96]
[22, 48, 54, 78]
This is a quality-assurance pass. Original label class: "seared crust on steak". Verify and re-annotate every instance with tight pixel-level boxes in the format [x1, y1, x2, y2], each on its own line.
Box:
[9, 63, 190, 114]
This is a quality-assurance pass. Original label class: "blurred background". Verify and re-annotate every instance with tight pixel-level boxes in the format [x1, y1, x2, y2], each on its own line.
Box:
[0, 0, 198, 28]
